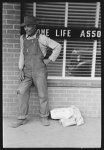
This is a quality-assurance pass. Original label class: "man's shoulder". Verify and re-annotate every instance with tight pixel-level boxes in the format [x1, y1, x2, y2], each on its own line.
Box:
[39, 34, 49, 41]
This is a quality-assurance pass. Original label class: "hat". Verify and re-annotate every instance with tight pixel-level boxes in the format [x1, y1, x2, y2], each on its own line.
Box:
[21, 16, 38, 27]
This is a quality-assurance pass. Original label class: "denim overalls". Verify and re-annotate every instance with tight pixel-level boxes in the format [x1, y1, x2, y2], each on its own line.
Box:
[17, 35, 49, 119]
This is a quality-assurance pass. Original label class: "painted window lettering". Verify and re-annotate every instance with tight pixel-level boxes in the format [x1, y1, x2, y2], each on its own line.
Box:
[80, 30, 101, 38]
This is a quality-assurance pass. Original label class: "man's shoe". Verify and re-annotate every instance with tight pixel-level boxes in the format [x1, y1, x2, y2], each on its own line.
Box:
[41, 117, 50, 126]
[11, 119, 27, 128]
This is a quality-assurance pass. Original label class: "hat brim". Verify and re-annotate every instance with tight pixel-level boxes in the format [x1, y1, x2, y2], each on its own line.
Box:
[21, 23, 25, 27]
[21, 22, 39, 27]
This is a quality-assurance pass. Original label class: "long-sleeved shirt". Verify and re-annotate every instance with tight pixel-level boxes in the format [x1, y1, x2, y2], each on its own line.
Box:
[19, 33, 62, 70]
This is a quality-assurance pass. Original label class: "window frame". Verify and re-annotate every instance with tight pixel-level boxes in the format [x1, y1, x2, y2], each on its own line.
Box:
[33, 2, 101, 85]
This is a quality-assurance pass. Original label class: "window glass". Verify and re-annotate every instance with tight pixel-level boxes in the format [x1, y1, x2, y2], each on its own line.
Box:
[66, 40, 93, 77]
[67, 3, 96, 27]
[22, 2, 101, 78]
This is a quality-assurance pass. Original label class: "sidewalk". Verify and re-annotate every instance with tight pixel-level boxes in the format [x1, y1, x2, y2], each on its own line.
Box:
[3, 117, 101, 148]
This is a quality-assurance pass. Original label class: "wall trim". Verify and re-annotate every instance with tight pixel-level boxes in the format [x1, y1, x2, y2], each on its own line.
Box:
[47, 79, 101, 88]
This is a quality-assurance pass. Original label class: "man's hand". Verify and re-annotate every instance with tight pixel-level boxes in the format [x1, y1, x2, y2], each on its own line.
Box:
[19, 70, 24, 81]
[43, 59, 52, 66]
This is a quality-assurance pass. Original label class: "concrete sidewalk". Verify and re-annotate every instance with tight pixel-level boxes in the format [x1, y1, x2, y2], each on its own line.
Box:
[3, 117, 101, 148]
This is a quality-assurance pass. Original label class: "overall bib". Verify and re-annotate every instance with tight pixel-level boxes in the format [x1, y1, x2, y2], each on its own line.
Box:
[17, 35, 49, 119]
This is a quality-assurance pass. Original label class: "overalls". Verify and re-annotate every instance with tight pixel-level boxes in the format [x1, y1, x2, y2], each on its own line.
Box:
[17, 35, 49, 119]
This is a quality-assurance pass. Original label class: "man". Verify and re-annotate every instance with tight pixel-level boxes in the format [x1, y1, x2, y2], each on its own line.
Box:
[11, 16, 62, 128]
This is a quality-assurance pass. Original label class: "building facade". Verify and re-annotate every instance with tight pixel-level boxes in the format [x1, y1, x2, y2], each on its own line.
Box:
[3, 2, 101, 117]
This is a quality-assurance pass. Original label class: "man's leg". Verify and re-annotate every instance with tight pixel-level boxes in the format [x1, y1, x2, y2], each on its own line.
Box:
[33, 71, 50, 126]
[11, 77, 32, 128]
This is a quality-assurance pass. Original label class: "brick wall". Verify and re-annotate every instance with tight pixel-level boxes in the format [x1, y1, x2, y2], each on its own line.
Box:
[3, 2, 21, 117]
[2, 3, 101, 118]
[28, 87, 101, 118]
[47, 87, 101, 118]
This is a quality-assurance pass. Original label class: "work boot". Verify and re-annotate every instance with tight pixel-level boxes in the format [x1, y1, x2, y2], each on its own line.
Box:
[10, 119, 27, 128]
[41, 117, 50, 126]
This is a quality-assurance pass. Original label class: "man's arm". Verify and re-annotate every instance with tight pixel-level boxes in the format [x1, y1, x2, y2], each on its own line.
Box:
[18, 35, 24, 70]
[18, 35, 25, 80]
[47, 39, 62, 62]
[39, 35, 62, 65]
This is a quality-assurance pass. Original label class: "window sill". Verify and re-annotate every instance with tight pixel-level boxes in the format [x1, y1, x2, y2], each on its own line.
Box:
[47, 78, 101, 88]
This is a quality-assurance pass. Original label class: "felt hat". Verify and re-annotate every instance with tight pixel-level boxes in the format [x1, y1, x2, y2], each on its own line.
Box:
[21, 16, 38, 27]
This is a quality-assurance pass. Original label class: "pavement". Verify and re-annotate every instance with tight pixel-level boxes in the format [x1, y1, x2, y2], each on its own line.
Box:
[3, 116, 101, 148]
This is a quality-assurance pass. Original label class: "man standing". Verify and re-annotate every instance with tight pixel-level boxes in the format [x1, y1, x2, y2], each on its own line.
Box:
[11, 16, 62, 128]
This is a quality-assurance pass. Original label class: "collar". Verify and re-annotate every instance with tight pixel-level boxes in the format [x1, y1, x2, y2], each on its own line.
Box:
[26, 33, 36, 40]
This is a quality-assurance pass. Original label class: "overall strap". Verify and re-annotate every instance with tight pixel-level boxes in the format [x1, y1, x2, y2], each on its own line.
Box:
[36, 31, 40, 40]
[22, 34, 26, 40]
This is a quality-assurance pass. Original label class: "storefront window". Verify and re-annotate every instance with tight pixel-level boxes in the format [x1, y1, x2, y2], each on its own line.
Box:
[22, 2, 101, 79]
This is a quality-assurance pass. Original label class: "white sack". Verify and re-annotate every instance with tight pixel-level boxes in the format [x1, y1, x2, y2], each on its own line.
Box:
[71, 105, 84, 126]
[60, 117, 76, 127]
[50, 105, 84, 127]
[50, 107, 74, 119]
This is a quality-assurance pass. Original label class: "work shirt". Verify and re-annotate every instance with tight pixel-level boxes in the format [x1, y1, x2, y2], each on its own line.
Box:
[19, 33, 62, 70]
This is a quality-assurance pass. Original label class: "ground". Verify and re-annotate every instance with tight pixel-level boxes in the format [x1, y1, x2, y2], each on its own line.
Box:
[3, 116, 101, 148]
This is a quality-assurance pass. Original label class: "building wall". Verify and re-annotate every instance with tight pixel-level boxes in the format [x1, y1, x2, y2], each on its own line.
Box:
[2, 3, 101, 118]
[3, 2, 21, 117]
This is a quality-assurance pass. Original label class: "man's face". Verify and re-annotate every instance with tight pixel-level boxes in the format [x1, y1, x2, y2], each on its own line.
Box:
[24, 25, 36, 36]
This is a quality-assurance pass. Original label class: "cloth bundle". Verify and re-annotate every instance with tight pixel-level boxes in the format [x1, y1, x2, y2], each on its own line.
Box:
[50, 105, 84, 127]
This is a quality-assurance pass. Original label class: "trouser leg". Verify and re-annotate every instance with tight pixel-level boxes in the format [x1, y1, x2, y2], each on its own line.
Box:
[33, 71, 49, 118]
[17, 77, 32, 119]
